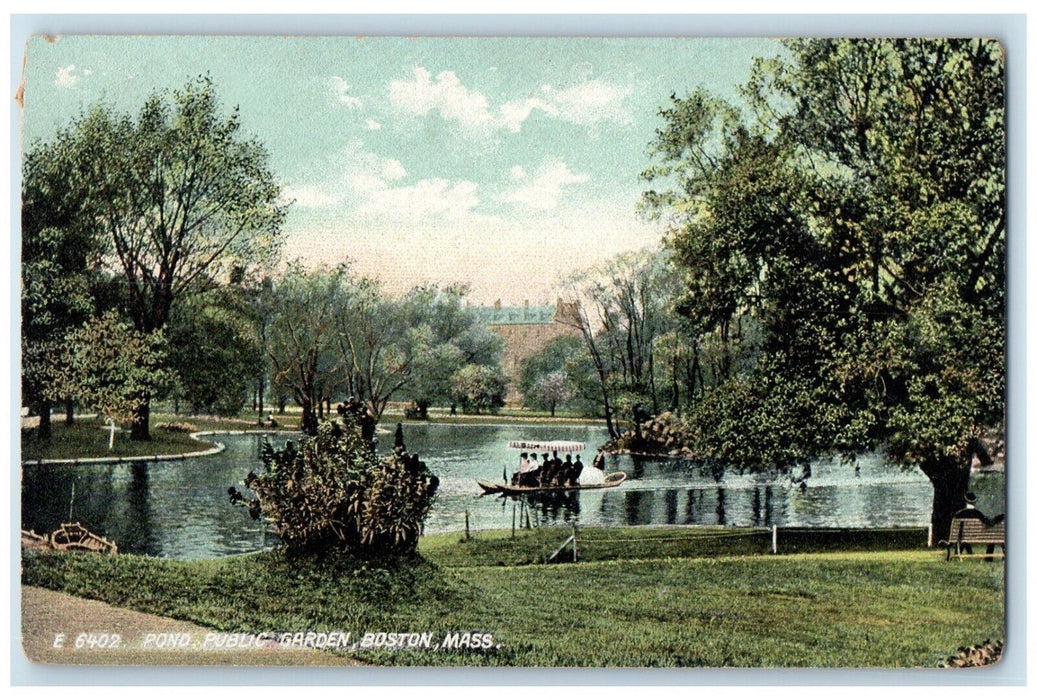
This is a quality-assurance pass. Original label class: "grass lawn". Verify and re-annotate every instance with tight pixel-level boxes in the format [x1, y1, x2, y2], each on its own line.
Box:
[20, 417, 211, 462]
[20, 412, 302, 462]
[22, 526, 1003, 667]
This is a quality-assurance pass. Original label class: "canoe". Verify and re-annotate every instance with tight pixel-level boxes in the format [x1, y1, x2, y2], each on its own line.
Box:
[478, 471, 627, 496]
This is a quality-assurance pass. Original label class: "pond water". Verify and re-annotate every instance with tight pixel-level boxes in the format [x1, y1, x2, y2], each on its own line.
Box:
[21, 423, 1005, 559]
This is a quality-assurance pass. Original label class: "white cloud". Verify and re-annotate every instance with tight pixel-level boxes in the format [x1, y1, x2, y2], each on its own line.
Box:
[55, 64, 79, 88]
[499, 97, 557, 133]
[501, 159, 589, 211]
[388, 66, 631, 135]
[380, 158, 407, 181]
[359, 178, 480, 221]
[365, 119, 382, 131]
[345, 147, 408, 194]
[283, 141, 478, 224]
[544, 79, 633, 127]
[389, 66, 493, 130]
[329, 76, 363, 108]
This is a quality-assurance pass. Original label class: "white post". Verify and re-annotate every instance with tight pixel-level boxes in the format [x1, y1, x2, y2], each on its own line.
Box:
[107, 418, 117, 451]
[927, 523, 933, 548]
[772, 524, 778, 554]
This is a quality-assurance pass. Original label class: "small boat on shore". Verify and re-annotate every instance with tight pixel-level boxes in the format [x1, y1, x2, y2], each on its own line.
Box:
[20, 522, 118, 554]
[478, 471, 627, 496]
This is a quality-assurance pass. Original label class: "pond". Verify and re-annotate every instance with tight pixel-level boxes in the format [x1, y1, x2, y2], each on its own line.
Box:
[21, 423, 1006, 559]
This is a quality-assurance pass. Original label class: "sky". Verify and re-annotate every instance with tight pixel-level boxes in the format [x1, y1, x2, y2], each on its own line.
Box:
[21, 35, 782, 305]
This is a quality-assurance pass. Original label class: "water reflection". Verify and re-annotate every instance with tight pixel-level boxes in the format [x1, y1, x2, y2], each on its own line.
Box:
[124, 462, 155, 554]
[21, 425, 1006, 559]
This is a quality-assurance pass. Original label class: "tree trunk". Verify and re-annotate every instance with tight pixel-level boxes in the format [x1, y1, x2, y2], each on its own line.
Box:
[36, 400, 52, 441]
[257, 375, 265, 417]
[301, 399, 317, 436]
[65, 398, 75, 426]
[130, 399, 151, 441]
[922, 455, 972, 542]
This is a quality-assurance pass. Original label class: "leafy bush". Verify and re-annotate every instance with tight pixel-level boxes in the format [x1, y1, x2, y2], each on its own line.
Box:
[232, 413, 438, 557]
[154, 421, 198, 433]
[450, 363, 506, 414]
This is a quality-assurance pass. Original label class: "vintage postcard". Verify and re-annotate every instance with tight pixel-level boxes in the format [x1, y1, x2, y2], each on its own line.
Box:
[17, 33, 1007, 670]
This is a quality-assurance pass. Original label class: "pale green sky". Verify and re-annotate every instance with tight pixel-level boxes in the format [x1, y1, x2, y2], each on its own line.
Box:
[22, 35, 782, 304]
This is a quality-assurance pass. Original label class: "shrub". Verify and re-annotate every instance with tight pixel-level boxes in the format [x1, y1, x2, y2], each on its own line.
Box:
[450, 363, 506, 414]
[231, 413, 439, 557]
[154, 421, 198, 433]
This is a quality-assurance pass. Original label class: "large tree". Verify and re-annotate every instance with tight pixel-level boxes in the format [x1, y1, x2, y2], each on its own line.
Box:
[166, 290, 264, 416]
[339, 282, 503, 421]
[27, 77, 287, 440]
[267, 264, 353, 436]
[21, 113, 111, 439]
[564, 249, 679, 439]
[642, 39, 1005, 538]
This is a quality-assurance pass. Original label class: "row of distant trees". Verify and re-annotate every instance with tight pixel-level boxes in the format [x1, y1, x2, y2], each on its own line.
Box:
[21, 76, 509, 441]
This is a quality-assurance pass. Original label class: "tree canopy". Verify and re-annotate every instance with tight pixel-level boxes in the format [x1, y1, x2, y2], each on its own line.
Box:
[22, 76, 287, 440]
[641, 38, 1005, 537]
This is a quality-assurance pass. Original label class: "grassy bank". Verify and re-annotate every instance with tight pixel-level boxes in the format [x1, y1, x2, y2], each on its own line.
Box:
[20, 418, 211, 462]
[22, 526, 1003, 667]
[20, 412, 301, 462]
[418, 525, 932, 567]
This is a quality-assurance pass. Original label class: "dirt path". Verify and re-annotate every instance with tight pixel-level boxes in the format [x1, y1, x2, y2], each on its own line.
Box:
[21, 586, 357, 666]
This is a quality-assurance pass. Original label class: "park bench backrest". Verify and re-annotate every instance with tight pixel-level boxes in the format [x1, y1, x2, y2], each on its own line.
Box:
[949, 518, 1005, 544]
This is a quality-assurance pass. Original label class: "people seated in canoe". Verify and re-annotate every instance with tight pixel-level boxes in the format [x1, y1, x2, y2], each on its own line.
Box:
[521, 453, 541, 487]
[510, 452, 528, 485]
[561, 454, 576, 485]
[568, 454, 584, 487]
[513, 452, 542, 487]
[542, 452, 555, 486]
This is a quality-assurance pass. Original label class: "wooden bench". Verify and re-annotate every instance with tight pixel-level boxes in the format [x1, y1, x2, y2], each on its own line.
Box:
[939, 517, 1005, 561]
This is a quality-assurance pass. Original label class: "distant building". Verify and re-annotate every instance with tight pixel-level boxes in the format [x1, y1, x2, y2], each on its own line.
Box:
[471, 298, 581, 404]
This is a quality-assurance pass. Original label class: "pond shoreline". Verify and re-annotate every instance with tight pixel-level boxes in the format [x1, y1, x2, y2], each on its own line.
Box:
[21, 432, 226, 467]
[23, 427, 1000, 560]
[21, 414, 603, 466]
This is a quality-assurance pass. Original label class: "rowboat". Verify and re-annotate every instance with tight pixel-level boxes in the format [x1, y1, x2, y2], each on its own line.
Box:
[21, 522, 118, 554]
[478, 471, 627, 496]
